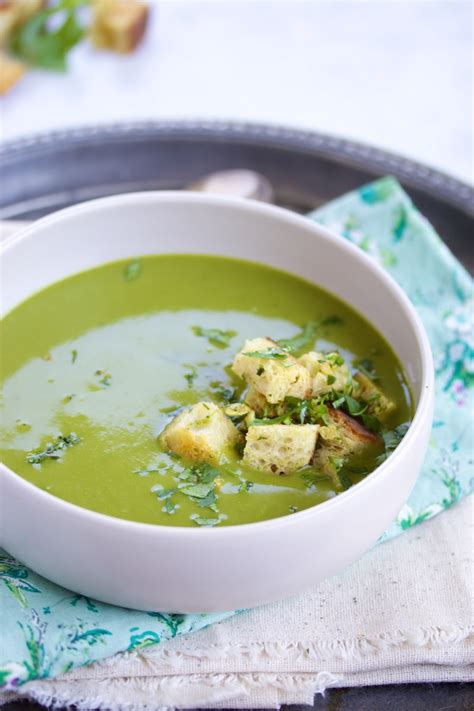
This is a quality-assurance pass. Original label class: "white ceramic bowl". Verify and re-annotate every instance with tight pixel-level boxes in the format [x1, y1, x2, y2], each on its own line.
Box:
[0, 192, 434, 613]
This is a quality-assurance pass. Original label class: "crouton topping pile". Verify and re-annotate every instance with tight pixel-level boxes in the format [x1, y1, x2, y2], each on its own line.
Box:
[159, 330, 402, 492]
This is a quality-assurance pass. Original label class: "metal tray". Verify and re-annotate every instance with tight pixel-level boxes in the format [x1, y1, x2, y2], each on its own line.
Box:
[1, 122, 472, 710]
[1, 120, 472, 269]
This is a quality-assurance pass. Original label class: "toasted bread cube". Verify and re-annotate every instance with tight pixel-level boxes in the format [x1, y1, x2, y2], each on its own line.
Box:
[354, 372, 397, 421]
[0, 53, 26, 95]
[243, 424, 319, 475]
[160, 402, 240, 465]
[232, 337, 311, 404]
[0, 3, 17, 47]
[299, 351, 352, 398]
[15, 0, 44, 23]
[313, 408, 380, 478]
[90, 0, 149, 53]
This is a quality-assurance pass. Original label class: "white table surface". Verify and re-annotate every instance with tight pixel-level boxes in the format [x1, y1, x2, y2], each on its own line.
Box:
[0, 0, 472, 184]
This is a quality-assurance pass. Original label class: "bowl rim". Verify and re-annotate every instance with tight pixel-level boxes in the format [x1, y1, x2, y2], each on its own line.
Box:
[0, 191, 435, 538]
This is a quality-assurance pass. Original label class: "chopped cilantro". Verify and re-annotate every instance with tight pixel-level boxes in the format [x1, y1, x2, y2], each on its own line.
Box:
[183, 365, 197, 388]
[277, 316, 343, 354]
[244, 348, 288, 360]
[360, 413, 381, 433]
[71, 349, 78, 364]
[239, 480, 253, 492]
[123, 260, 141, 281]
[27, 433, 81, 465]
[337, 469, 353, 491]
[301, 471, 331, 489]
[134, 468, 159, 477]
[376, 423, 410, 465]
[333, 395, 367, 417]
[289, 505, 298, 513]
[192, 326, 236, 348]
[163, 499, 177, 514]
[354, 358, 379, 381]
[327, 374, 336, 385]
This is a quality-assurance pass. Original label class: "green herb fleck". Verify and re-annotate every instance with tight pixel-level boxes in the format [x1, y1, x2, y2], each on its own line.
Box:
[238, 480, 253, 492]
[27, 433, 81, 465]
[244, 347, 288, 360]
[277, 316, 343, 354]
[95, 369, 112, 387]
[376, 423, 410, 465]
[354, 358, 379, 381]
[123, 259, 141, 281]
[327, 374, 336, 385]
[10, 0, 88, 71]
[163, 499, 177, 514]
[289, 505, 298, 513]
[71, 349, 78, 364]
[190, 515, 221, 527]
[333, 395, 367, 417]
[134, 468, 159, 477]
[192, 326, 236, 348]
[183, 365, 197, 388]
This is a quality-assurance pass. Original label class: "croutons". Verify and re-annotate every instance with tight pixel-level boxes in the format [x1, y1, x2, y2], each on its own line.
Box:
[243, 424, 319, 475]
[0, 0, 44, 47]
[0, 53, 26, 95]
[232, 337, 311, 404]
[90, 0, 149, 53]
[313, 408, 380, 477]
[353, 372, 397, 421]
[160, 402, 240, 465]
[298, 351, 352, 398]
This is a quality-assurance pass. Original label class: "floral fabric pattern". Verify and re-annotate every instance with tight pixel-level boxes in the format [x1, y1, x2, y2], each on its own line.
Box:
[1, 177, 472, 692]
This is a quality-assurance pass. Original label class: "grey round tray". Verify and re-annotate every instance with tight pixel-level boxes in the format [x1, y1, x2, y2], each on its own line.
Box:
[1, 120, 472, 269]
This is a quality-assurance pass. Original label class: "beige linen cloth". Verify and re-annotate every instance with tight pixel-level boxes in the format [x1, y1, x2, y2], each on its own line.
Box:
[1, 221, 473, 708]
[3, 496, 472, 709]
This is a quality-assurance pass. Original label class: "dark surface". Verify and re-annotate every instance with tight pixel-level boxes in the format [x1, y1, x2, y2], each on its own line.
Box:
[1, 121, 473, 270]
[0, 122, 472, 710]
[2, 683, 473, 710]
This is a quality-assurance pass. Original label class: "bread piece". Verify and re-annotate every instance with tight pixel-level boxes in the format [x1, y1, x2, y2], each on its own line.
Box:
[0, 0, 44, 46]
[159, 402, 240, 465]
[353, 372, 397, 421]
[313, 407, 380, 478]
[298, 351, 352, 398]
[232, 337, 311, 404]
[243, 424, 319, 475]
[0, 52, 26, 95]
[90, 0, 149, 53]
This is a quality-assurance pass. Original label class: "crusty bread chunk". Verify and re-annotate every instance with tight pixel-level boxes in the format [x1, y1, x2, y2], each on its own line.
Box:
[243, 424, 319, 475]
[298, 351, 352, 398]
[232, 337, 311, 404]
[90, 0, 149, 53]
[0, 1, 44, 47]
[313, 408, 379, 478]
[353, 372, 396, 421]
[0, 53, 26, 95]
[160, 402, 240, 465]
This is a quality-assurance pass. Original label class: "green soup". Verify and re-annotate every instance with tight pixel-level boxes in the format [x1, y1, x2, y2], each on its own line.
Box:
[0, 255, 413, 527]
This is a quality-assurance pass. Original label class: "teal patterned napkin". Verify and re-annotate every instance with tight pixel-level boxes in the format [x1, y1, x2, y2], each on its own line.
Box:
[1, 177, 472, 692]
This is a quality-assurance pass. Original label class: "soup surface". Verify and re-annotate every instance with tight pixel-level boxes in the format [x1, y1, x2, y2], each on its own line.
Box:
[0, 255, 413, 526]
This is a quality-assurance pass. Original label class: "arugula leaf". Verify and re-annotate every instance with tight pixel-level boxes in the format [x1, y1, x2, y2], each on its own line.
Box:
[27, 433, 81, 464]
[11, 0, 88, 71]
[244, 348, 288, 360]
[192, 326, 236, 349]
[124, 259, 141, 281]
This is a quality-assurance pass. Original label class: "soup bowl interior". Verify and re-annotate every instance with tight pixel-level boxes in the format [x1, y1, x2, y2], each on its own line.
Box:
[0, 192, 434, 612]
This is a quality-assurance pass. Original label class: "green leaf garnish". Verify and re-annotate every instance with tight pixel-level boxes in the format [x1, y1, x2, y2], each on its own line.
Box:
[277, 316, 343, 354]
[95, 369, 112, 387]
[71, 349, 78, 364]
[192, 326, 236, 348]
[27, 433, 81, 464]
[183, 365, 197, 388]
[244, 348, 288, 360]
[333, 395, 367, 417]
[354, 358, 380, 381]
[301, 471, 331, 489]
[123, 259, 141, 281]
[376, 423, 410, 465]
[190, 515, 221, 527]
[10, 0, 88, 71]
[163, 499, 177, 514]
[133, 468, 159, 477]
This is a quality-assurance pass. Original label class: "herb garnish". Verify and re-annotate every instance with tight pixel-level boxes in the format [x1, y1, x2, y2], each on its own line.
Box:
[71, 349, 78, 364]
[95, 369, 112, 387]
[192, 326, 236, 349]
[27, 433, 81, 464]
[183, 365, 198, 388]
[244, 348, 288, 360]
[252, 397, 330, 427]
[332, 394, 367, 417]
[190, 515, 222, 527]
[123, 259, 141, 281]
[10, 0, 88, 71]
[376, 423, 410, 465]
[354, 358, 379, 381]
[133, 468, 160, 477]
[151, 463, 221, 516]
[277, 316, 343, 354]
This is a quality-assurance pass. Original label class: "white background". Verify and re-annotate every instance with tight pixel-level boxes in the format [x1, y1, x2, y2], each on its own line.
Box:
[0, 0, 472, 183]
